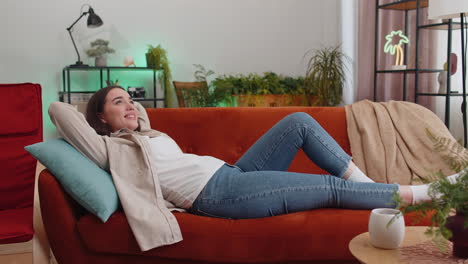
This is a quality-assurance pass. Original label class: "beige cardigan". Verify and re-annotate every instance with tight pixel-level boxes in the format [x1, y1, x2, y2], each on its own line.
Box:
[49, 102, 182, 251]
[345, 100, 458, 185]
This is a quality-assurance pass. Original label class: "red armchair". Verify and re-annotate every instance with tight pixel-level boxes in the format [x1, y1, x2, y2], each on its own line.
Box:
[0, 83, 47, 263]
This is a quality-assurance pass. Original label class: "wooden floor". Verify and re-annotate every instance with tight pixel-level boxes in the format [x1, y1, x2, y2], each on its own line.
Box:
[0, 253, 57, 264]
[0, 253, 32, 264]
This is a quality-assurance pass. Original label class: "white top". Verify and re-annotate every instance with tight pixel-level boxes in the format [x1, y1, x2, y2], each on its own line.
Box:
[145, 135, 225, 209]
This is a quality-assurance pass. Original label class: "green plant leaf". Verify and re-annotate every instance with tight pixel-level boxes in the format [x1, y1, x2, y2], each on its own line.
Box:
[146, 45, 175, 106]
[392, 128, 468, 249]
[303, 45, 349, 106]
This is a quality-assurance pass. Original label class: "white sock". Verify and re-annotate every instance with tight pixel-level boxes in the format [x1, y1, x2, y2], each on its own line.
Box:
[346, 166, 375, 183]
[446, 171, 463, 184]
[410, 172, 462, 204]
[409, 185, 431, 204]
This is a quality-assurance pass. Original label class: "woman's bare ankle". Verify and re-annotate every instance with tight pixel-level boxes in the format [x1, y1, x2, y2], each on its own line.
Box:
[343, 162, 356, 180]
[342, 161, 375, 183]
[398, 186, 413, 204]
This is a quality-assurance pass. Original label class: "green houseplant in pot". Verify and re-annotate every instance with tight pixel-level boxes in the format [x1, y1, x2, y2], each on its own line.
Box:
[146, 45, 173, 107]
[394, 129, 468, 258]
[211, 72, 309, 107]
[179, 64, 233, 107]
[304, 46, 349, 106]
[85, 39, 115, 67]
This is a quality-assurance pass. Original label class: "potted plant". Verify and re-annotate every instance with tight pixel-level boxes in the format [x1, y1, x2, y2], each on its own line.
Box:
[211, 72, 310, 107]
[180, 64, 233, 107]
[85, 39, 115, 67]
[394, 129, 468, 258]
[146, 45, 173, 107]
[304, 46, 349, 106]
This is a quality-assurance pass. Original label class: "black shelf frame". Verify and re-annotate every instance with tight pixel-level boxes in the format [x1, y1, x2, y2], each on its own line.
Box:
[376, 69, 443, 73]
[61, 66, 165, 108]
[374, 0, 467, 133]
[374, 0, 428, 102]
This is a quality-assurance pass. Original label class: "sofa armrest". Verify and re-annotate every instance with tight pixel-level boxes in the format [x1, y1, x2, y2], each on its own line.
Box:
[33, 163, 51, 264]
[38, 169, 90, 264]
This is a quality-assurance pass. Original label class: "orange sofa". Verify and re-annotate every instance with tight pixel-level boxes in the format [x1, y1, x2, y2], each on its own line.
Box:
[38, 106, 429, 264]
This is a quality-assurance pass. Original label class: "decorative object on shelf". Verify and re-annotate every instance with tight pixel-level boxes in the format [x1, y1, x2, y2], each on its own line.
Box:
[123, 56, 135, 67]
[85, 39, 115, 67]
[384, 30, 409, 70]
[393, 129, 468, 258]
[429, 0, 468, 147]
[304, 45, 349, 106]
[66, 5, 103, 67]
[438, 53, 458, 94]
[438, 67, 448, 94]
[146, 45, 174, 107]
[127, 87, 145, 99]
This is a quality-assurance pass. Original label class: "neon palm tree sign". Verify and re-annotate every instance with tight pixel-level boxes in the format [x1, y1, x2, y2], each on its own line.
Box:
[384, 30, 409, 69]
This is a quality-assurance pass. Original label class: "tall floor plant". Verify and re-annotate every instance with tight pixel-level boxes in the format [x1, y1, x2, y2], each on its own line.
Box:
[304, 46, 349, 106]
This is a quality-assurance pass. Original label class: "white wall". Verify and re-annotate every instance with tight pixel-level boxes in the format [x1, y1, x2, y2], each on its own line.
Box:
[433, 19, 466, 142]
[0, 0, 342, 139]
[341, 0, 358, 105]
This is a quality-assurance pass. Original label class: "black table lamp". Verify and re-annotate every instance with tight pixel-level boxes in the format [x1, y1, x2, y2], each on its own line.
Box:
[66, 5, 103, 67]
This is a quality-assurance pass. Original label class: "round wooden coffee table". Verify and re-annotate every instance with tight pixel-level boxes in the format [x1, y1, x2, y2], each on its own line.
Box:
[349, 226, 430, 264]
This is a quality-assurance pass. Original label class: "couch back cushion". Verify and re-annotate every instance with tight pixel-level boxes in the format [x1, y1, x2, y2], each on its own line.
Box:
[147, 106, 350, 174]
[0, 83, 43, 210]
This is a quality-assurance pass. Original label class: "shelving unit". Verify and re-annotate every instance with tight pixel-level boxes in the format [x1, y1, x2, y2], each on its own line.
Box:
[61, 66, 165, 108]
[373, 0, 467, 130]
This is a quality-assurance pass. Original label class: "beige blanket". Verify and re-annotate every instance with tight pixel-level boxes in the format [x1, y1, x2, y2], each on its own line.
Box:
[345, 100, 459, 185]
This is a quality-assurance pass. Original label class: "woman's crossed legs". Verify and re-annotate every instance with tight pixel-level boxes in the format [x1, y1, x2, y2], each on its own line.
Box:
[190, 113, 398, 219]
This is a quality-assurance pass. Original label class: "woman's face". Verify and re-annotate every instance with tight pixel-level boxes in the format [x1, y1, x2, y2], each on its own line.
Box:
[99, 88, 139, 132]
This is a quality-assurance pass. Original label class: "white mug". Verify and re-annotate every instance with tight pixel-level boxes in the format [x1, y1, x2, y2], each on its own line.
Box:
[368, 208, 405, 249]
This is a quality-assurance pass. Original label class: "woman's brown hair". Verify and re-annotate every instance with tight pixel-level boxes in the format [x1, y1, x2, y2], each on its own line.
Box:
[86, 86, 138, 136]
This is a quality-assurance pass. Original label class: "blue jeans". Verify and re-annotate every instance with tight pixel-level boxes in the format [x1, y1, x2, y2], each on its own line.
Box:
[189, 112, 398, 219]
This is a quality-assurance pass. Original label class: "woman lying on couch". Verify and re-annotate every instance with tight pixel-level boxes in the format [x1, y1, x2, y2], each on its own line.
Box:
[49, 85, 461, 250]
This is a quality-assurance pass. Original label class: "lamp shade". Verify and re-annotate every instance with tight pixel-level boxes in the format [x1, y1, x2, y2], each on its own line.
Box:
[87, 7, 103, 28]
[428, 0, 468, 19]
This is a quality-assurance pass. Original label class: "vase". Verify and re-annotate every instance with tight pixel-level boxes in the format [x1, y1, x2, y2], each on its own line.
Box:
[146, 53, 154, 68]
[95, 57, 107, 67]
[446, 212, 468, 258]
[438, 71, 448, 94]
[368, 208, 405, 249]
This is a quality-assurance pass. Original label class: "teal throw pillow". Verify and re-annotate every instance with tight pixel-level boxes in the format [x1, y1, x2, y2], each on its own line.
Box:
[25, 139, 119, 222]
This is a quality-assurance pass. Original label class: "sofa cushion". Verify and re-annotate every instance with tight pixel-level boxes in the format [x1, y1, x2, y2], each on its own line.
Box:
[0, 207, 34, 244]
[25, 139, 119, 222]
[0, 137, 39, 210]
[147, 106, 351, 173]
[77, 209, 430, 263]
[0, 83, 41, 135]
[77, 209, 364, 262]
